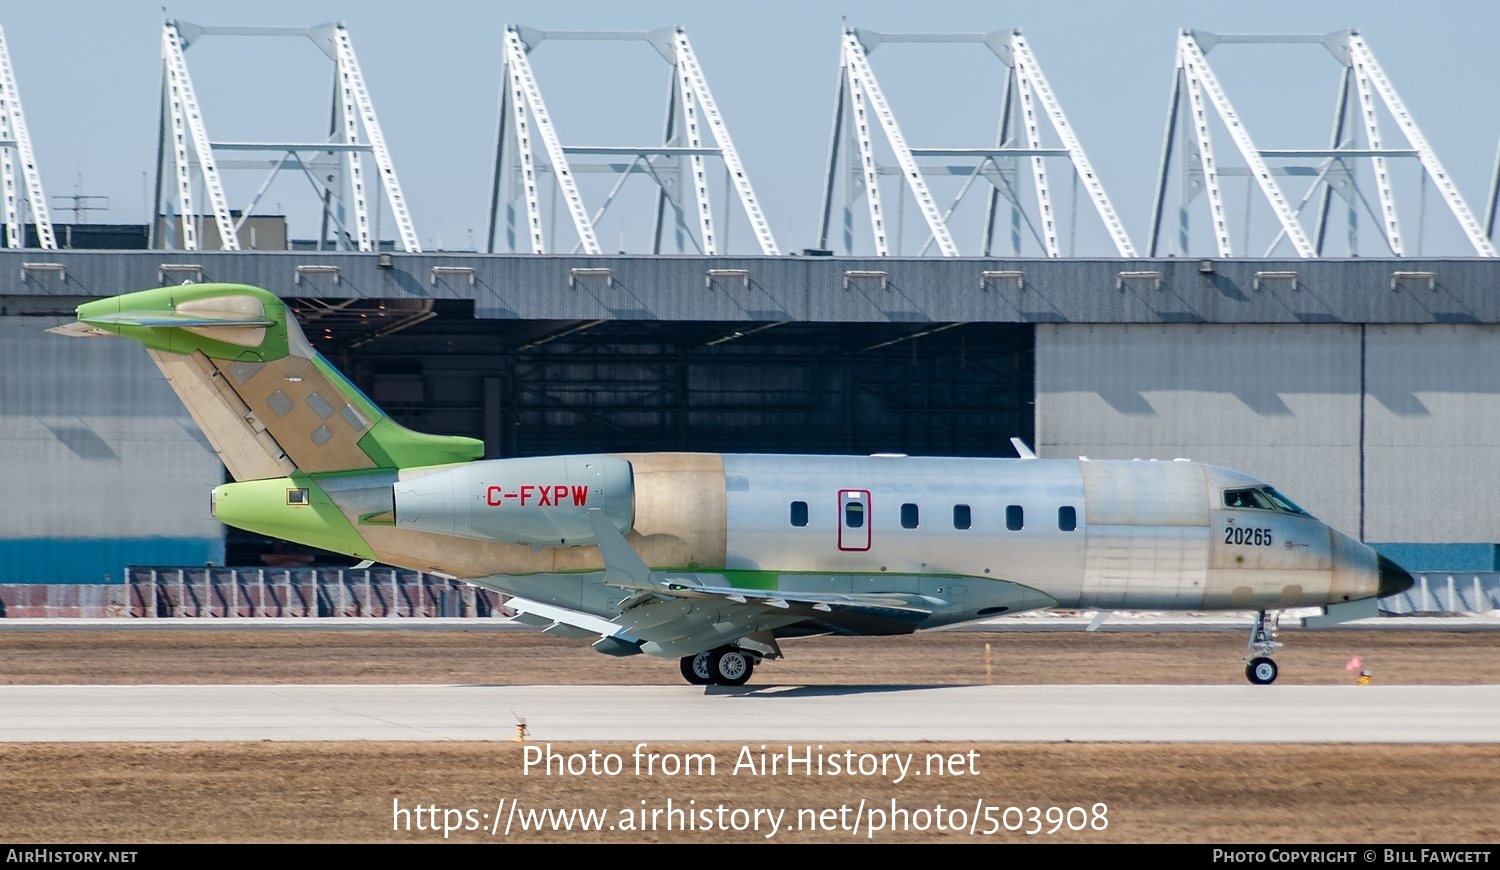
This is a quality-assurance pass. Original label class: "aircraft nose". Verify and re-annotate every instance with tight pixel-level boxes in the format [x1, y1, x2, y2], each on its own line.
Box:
[1377, 554, 1415, 597]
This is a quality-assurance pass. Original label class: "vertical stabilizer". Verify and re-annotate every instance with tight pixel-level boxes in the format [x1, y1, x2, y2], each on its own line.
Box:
[49, 284, 483, 480]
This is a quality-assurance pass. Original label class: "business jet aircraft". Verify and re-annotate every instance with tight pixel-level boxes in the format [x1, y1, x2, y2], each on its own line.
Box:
[52, 283, 1413, 686]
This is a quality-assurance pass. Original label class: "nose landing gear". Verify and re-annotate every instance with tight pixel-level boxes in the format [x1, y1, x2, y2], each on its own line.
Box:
[1243, 609, 1282, 685]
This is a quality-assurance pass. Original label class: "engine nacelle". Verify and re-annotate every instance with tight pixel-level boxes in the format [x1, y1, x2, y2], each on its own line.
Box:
[393, 455, 634, 547]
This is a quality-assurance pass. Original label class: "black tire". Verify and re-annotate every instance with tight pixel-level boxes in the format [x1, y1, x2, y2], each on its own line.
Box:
[679, 652, 712, 685]
[1246, 656, 1279, 685]
[709, 648, 754, 687]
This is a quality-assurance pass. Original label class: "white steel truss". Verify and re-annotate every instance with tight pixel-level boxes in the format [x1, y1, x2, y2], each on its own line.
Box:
[329, 22, 419, 252]
[0, 22, 54, 249]
[1347, 35, 1493, 257]
[160, 21, 237, 251]
[672, 31, 779, 256]
[153, 20, 420, 253]
[839, 29, 956, 257]
[1150, 29, 1494, 259]
[1179, 33, 1312, 258]
[488, 25, 778, 256]
[1010, 35, 1136, 258]
[819, 27, 1136, 258]
[498, 26, 599, 255]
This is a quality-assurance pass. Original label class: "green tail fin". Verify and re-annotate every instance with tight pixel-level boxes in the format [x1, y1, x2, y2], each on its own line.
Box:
[52, 283, 483, 480]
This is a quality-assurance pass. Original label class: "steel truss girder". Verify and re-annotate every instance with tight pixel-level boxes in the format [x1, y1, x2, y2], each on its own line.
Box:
[0, 22, 53, 250]
[1150, 29, 1494, 259]
[1346, 35, 1494, 257]
[488, 25, 777, 256]
[819, 27, 1135, 259]
[153, 20, 421, 253]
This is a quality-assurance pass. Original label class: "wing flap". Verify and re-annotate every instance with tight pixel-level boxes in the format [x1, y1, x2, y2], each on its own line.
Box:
[505, 596, 638, 642]
[658, 580, 934, 618]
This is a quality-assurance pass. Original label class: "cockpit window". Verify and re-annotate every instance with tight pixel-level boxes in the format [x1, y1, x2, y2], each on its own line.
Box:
[1223, 487, 1309, 515]
[1261, 487, 1310, 516]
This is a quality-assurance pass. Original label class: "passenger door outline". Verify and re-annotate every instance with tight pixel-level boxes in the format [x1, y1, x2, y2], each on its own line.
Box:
[838, 489, 871, 551]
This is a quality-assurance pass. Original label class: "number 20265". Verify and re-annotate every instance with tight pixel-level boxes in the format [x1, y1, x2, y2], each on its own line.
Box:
[1225, 527, 1272, 546]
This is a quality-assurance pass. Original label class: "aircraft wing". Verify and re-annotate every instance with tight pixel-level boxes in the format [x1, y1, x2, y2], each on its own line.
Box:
[504, 581, 934, 662]
[653, 582, 934, 638]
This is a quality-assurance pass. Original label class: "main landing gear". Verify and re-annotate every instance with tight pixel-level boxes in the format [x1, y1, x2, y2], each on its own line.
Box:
[679, 647, 757, 686]
[1243, 609, 1282, 685]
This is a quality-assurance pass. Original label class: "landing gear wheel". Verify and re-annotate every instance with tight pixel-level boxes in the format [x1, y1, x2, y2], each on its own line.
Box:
[708, 648, 754, 686]
[1246, 656, 1279, 685]
[1243, 609, 1284, 685]
[679, 652, 712, 685]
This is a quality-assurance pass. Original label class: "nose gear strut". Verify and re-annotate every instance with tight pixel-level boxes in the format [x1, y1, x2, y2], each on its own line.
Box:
[1243, 609, 1282, 685]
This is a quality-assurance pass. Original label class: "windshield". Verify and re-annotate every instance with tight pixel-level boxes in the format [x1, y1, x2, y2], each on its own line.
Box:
[1261, 487, 1310, 516]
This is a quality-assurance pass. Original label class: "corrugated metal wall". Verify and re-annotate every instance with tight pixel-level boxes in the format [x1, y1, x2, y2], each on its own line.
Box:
[1364, 325, 1500, 544]
[0, 316, 224, 583]
[1036, 322, 1500, 564]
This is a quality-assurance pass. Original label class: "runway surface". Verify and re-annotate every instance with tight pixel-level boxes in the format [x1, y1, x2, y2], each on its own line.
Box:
[3, 683, 1497, 743]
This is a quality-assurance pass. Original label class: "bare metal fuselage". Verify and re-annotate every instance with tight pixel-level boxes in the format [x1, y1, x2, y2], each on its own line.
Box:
[377, 452, 1385, 639]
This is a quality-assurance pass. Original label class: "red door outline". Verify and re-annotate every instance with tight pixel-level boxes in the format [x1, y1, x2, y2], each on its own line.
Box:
[838, 489, 871, 551]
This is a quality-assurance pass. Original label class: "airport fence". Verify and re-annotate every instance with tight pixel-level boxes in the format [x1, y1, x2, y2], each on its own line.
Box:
[0, 568, 1494, 619]
[1382, 573, 1500, 615]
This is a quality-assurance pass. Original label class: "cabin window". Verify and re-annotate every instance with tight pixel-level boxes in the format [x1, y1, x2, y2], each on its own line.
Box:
[844, 501, 866, 529]
[901, 503, 919, 529]
[286, 488, 310, 506]
[953, 504, 971, 530]
[789, 501, 808, 527]
[1006, 505, 1024, 531]
[1058, 505, 1077, 532]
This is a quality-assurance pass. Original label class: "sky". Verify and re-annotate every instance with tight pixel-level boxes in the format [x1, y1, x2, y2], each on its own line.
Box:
[6, 1, 1500, 258]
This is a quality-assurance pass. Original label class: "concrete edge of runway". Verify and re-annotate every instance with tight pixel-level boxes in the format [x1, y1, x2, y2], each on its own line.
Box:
[0, 612, 1496, 632]
[5, 683, 1499, 743]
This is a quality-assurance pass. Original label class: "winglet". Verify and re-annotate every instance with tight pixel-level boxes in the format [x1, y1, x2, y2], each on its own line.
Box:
[1010, 437, 1037, 459]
